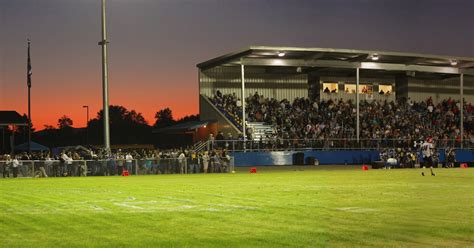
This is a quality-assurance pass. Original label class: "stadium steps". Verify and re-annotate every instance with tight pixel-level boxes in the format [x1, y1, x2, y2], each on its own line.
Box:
[192, 140, 210, 153]
[247, 122, 274, 141]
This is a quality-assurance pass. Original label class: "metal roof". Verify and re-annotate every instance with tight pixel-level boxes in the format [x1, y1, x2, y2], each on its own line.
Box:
[152, 120, 216, 134]
[197, 46, 474, 76]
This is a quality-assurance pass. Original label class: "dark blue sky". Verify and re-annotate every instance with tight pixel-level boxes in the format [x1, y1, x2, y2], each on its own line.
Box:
[1, 0, 473, 128]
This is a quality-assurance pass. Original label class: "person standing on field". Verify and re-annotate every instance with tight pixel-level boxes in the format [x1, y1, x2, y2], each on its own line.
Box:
[3, 155, 11, 178]
[117, 153, 124, 175]
[39, 154, 51, 178]
[178, 151, 186, 174]
[421, 137, 436, 176]
[12, 155, 21, 178]
[202, 151, 210, 173]
[125, 153, 133, 174]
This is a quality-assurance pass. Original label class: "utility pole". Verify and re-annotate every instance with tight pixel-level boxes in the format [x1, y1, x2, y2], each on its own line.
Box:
[27, 39, 32, 153]
[83, 105, 89, 145]
[99, 0, 110, 150]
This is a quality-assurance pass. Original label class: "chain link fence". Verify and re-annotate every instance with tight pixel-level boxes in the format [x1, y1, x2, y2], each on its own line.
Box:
[0, 157, 235, 178]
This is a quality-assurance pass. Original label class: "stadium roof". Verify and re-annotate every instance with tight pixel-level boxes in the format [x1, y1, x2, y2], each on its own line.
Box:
[0, 111, 28, 127]
[197, 46, 474, 76]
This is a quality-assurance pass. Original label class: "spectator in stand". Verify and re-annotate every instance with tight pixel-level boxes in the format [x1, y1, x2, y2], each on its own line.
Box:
[208, 91, 472, 150]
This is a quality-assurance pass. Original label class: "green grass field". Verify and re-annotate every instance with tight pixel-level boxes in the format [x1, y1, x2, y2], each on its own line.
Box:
[0, 166, 473, 248]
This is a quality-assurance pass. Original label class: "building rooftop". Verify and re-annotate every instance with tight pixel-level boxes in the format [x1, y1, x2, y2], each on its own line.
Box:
[197, 46, 474, 77]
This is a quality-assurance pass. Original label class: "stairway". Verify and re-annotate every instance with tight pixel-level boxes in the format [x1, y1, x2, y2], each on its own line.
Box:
[247, 122, 274, 141]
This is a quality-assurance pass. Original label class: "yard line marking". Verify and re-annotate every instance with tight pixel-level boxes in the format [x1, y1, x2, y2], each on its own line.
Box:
[113, 202, 145, 209]
[335, 207, 378, 213]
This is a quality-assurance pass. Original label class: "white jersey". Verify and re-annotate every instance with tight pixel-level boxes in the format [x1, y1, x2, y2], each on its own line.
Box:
[421, 141, 434, 158]
[178, 153, 186, 163]
[125, 154, 133, 163]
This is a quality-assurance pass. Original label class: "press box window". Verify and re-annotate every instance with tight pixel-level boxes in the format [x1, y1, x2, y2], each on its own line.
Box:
[322, 82, 338, 93]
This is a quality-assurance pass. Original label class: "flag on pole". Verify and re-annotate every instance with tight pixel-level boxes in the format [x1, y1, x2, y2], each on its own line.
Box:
[27, 39, 32, 88]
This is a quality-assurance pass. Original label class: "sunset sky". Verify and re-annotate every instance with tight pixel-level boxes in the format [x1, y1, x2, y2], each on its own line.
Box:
[1, 0, 473, 129]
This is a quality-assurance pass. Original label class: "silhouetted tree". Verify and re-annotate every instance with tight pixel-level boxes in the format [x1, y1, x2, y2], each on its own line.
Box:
[30, 105, 199, 148]
[88, 105, 151, 144]
[128, 110, 148, 125]
[176, 114, 200, 124]
[58, 115, 73, 129]
[43, 125, 55, 130]
[13, 114, 35, 145]
[154, 108, 175, 128]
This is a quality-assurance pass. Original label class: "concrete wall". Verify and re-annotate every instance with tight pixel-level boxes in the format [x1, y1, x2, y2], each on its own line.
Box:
[232, 149, 474, 166]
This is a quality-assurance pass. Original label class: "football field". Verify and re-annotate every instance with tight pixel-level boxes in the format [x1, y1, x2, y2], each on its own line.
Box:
[0, 166, 473, 247]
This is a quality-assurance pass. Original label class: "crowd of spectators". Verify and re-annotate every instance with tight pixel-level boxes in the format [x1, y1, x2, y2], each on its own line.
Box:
[379, 143, 458, 169]
[210, 91, 474, 149]
[211, 91, 243, 130]
[0, 147, 232, 178]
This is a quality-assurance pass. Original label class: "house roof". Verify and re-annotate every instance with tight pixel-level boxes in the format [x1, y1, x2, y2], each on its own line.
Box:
[153, 120, 216, 134]
[0, 111, 28, 126]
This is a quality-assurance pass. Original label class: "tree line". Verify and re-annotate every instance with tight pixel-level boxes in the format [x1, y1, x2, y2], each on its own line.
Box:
[1, 106, 198, 151]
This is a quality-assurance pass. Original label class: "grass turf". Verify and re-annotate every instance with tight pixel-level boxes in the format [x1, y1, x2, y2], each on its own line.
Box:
[0, 166, 473, 248]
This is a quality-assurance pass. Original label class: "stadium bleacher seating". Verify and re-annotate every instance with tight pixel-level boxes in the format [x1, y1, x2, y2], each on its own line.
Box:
[208, 92, 474, 148]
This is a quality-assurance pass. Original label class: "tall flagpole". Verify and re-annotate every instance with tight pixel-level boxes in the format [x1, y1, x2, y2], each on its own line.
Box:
[27, 39, 32, 153]
[99, 0, 110, 150]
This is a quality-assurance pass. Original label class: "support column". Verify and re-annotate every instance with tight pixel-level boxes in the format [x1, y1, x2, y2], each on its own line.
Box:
[307, 71, 320, 102]
[460, 73, 464, 148]
[395, 75, 409, 101]
[356, 68, 360, 143]
[241, 64, 246, 142]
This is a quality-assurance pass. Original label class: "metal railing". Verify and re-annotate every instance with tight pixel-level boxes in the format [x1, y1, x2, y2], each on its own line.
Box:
[0, 157, 235, 178]
[207, 138, 474, 152]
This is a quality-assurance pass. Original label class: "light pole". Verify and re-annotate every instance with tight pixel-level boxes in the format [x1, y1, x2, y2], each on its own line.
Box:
[27, 39, 32, 153]
[99, 0, 111, 150]
[83, 105, 89, 145]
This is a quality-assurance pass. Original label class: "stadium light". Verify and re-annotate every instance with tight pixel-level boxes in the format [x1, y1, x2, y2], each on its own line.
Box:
[450, 60, 458, 66]
[278, 51, 286, 57]
[371, 54, 379, 61]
